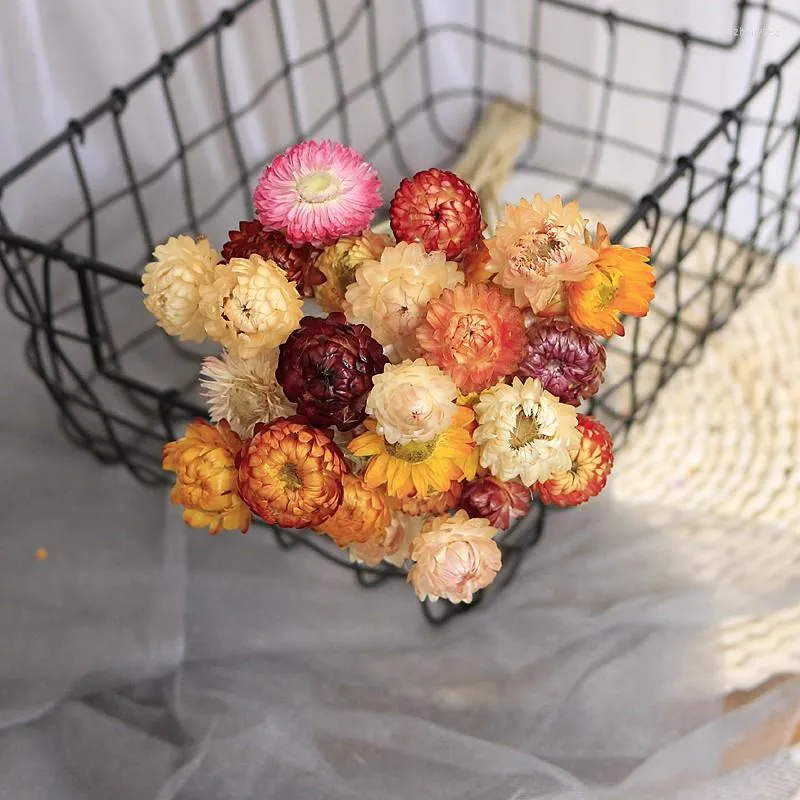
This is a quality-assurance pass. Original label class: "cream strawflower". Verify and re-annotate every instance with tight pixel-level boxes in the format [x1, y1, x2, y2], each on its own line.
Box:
[365, 359, 458, 445]
[487, 194, 597, 313]
[474, 377, 580, 487]
[199, 255, 303, 359]
[200, 349, 293, 439]
[408, 510, 501, 603]
[142, 235, 220, 341]
[348, 512, 422, 568]
[344, 241, 463, 360]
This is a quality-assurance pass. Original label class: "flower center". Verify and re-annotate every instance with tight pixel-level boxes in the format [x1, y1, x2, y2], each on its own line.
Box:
[385, 436, 439, 463]
[510, 225, 568, 276]
[280, 463, 302, 489]
[337, 262, 357, 293]
[296, 171, 341, 203]
[596, 269, 622, 308]
[509, 410, 542, 449]
[449, 313, 491, 357]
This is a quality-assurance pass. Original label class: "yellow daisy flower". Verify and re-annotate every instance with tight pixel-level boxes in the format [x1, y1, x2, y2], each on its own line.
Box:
[349, 406, 476, 500]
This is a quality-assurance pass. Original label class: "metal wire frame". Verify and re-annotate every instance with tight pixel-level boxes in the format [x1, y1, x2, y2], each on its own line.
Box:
[2, 0, 800, 624]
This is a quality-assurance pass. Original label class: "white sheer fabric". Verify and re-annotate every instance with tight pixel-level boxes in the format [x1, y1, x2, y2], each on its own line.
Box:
[1, 1, 799, 798]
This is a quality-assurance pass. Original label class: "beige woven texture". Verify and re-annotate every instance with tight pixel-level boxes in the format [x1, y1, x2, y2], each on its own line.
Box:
[607, 224, 800, 692]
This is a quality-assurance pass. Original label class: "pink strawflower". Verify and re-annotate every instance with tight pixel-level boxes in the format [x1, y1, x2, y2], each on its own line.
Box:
[253, 140, 382, 247]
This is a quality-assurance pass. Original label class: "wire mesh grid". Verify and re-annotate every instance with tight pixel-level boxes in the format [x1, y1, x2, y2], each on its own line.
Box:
[2, 0, 800, 622]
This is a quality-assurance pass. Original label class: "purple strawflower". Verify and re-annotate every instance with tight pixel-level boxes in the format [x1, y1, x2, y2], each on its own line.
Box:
[516, 319, 606, 406]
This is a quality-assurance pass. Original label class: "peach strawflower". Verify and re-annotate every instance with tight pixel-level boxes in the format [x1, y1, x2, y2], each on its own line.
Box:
[487, 194, 597, 313]
[388, 480, 462, 516]
[237, 417, 347, 528]
[349, 405, 476, 500]
[474, 377, 580, 487]
[200, 349, 293, 439]
[199, 255, 303, 358]
[314, 230, 392, 312]
[315, 473, 392, 548]
[253, 140, 382, 246]
[566, 222, 654, 337]
[535, 414, 614, 506]
[162, 419, 251, 534]
[142, 235, 220, 342]
[408, 510, 501, 603]
[416, 283, 527, 393]
[348, 512, 423, 568]
[366, 359, 458, 445]
[344, 241, 463, 359]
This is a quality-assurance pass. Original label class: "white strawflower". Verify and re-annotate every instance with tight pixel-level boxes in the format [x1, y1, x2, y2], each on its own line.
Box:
[199, 255, 303, 359]
[474, 377, 580, 486]
[200, 349, 293, 439]
[142, 235, 220, 341]
[365, 359, 458, 445]
[344, 241, 463, 360]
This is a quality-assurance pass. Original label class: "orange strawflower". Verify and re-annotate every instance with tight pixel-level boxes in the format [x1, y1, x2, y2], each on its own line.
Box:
[163, 419, 251, 534]
[416, 283, 527, 393]
[388, 480, 463, 516]
[461, 239, 493, 284]
[237, 417, 347, 528]
[315, 473, 392, 548]
[565, 223, 654, 337]
[534, 414, 613, 507]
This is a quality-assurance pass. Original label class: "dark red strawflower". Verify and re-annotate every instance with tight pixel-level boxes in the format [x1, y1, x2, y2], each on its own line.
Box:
[389, 168, 482, 260]
[221, 219, 324, 297]
[460, 475, 531, 530]
[277, 313, 388, 431]
[517, 319, 606, 406]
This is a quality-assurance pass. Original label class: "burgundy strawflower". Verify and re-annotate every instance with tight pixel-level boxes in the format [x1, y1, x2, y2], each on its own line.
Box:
[221, 220, 323, 297]
[516, 319, 606, 406]
[389, 168, 482, 260]
[277, 313, 388, 431]
[460, 475, 531, 530]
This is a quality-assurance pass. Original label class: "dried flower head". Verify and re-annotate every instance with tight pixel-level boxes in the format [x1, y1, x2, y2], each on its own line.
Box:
[200, 349, 293, 439]
[221, 220, 323, 297]
[142, 235, 220, 341]
[199, 255, 303, 359]
[516, 318, 606, 406]
[535, 414, 613, 506]
[253, 140, 382, 246]
[487, 194, 597, 313]
[348, 512, 422, 568]
[237, 417, 347, 528]
[344, 241, 463, 359]
[314, 230, 392, 313]
[162, 419, 251, 534]
[416, 283, 527, 393]
[389, 168, 482, 260]
[349, 405, 476, 500]
[315, 473, 392, 548]
[460, 475, 531, 530]
[408, 510, 501, 603]
[388, 480, 463, 516]
[566, 222, 655, 337]
[474, 377, 580, 487]
[365, 359, 458, 445]
[277, 313, 388, 431]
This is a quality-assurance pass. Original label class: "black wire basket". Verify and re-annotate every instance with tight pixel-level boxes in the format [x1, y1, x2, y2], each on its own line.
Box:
[2, 0, 800, 624]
